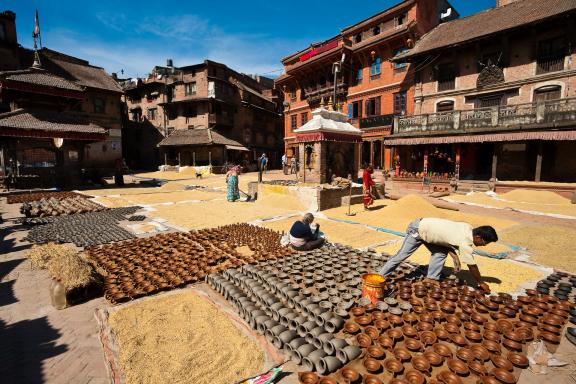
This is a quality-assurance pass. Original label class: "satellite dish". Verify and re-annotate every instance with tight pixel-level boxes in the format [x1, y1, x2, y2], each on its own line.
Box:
[53, 138, 64, 148]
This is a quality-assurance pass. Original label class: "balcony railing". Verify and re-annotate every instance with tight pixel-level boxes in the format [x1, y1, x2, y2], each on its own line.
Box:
[536, 56, 565, 75]
[359, 114, 394, 129]
[395, 97, 576, 134]
[305, 83, 348, 103]
[437, 78, 456, 92]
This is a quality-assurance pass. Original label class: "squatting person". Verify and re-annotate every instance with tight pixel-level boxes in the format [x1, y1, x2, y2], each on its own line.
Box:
[378, 218, 498, 293]
[289, 213, 325, 251]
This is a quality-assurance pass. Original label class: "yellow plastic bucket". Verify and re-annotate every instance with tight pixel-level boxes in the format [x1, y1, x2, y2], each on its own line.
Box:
[362, 273, 386, 304]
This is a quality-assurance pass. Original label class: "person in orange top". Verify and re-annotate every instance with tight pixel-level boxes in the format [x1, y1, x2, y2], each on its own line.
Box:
[362, 165, 376, 210]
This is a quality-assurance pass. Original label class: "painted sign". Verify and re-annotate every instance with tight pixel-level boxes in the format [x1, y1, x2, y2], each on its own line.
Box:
[299, 40, 339, 62]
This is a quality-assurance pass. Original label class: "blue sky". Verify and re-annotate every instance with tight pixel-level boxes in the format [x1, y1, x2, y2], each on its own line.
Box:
[4, 0, 495, 78]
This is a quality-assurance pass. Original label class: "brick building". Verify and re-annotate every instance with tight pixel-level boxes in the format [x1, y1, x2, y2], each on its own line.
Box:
[387, 0, 576, 187]
[122, 60, 283, 171]
[0, 10, 123, 188]
[275, 0, 457, 177]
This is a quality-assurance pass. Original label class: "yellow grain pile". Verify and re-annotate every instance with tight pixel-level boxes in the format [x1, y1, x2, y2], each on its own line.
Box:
[258, 192, 306, 211]
[448, 192, 576, 217]
[126, 190, 223, 205]
[27, 244, 94, 289]
[108, 292, 264, 384]
[324, 194, 516, 233]
[500, 189, 570, 204]
[92, 196, 131, 208]
[376, 242, 545, 293]
[500, 225, 576, 273]
[261, 217, 396, 248]
[150, 199, 294, 230]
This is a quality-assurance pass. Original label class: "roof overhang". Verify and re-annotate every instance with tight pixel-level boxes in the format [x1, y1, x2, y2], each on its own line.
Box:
[225, 144, 250, 151]
[384, 130, 576, 145]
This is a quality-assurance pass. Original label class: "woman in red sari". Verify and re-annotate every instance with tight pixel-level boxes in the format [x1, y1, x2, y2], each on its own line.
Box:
[363, 165, 376, 210]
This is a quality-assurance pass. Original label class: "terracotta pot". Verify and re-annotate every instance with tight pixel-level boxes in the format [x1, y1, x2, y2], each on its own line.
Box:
[507, 352, 529, 368]
[447, 358, 470, 376]
[363, 375, 383, 384]
[514, 327, 534, 342]
[318, 378, 337, 384]
[436, 370, 463, 384]
[424, 350, 445, 366]
[496, 319, 514, 331]
[484, 322, 500, 333]
[444, 323, 461, 334]
[363, 357, 382, 373]
[491, 368, 517, 384]
[484, 330, 501, 342]
[337, 345, 362, 365]
[502, 338, 523, 351]
[402, 325, 419, 338]
[389, 315, 404, 327]
[298, 372, 319, 384]
[405, 370, 426, 384]
[344, 322, 361, 334]
[469, 360, 488, 376]
[471, 313, 488, 325]
[374, 319, 391, 331]
[378, 335, 395, 350]
[356, 315, 372, 326]
[435, 328, 450, 340]
[384, 358, 405, 375]
[420, 330, 438, 346]
[387, 328, 404, 341]
[456, 347, 475, 362]
[405, 338, 423, 352]
[491, 355, 513, 371]
[433, 343, 454, 358]
[357, 333, 373, 348]
[539, 331, 561, 344]
[412, 355, 431, 373]
[477, 376, 500, 384]
[482, 340, 501, 354]
[464, 322, 481, 332]
[418, 322, 434, 332]
[394, 346, 413, 362]
[471, 345, 490, 362]
[450, 334, 468, 347]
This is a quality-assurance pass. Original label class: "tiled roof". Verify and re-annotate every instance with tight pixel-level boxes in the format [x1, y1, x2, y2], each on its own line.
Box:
[0, 69, 84, 92]
[158, 128, 244, 147]
[398, 0, 576, 59]
[0, 109, 107, 135]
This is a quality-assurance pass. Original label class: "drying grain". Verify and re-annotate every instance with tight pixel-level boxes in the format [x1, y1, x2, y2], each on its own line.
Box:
[108, 292, 264, 384]
[30, 245, 95, 289]
[500, 224, 576, 273]
[500, 189, 570, 204]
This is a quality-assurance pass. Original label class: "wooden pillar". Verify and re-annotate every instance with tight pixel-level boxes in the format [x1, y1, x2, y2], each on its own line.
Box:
[193, 152, 196, 166]
[369, 141, 375, 166]
[535, 142, 543, 182]
[178, 152, 181, 167]
[491, 144, 498, 180]
[455, 146, 461, 180]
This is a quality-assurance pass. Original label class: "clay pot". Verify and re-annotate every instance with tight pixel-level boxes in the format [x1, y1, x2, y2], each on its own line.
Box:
[378, 335, 395, 350]
[446, 315, 462, 325]
[484, 330, 501, 342]
[482, 340, 502, 354]
[456, 347, 475, 362]
[538, 323, 561, 335]
[491, 355, 513, 371]
[471, 345, 490, 362]
[542, 315, 564, 327]
[464, 322, 481, 332]
[363, 375, 383, 384]
[436, 370, 463, 384]
[357, 333, 373, 348]
[424, 350, 445, 366]
[394, 347, 412, 362]
[298, 372, 319, 384]
[356, 315, 372, 326]
[496, 319, 514, 332]
[318, 356, 342, 376]
[444, 323, 461, 334]
[539, 331, 561, 344]
[450, 334, 468, 347]
[477, 376, 501, 384]
[344, 322, 361, 334]
[420, 330, 438, 346]
[364, 326, 380, 340]
[363, 357, 382, 373]
[418, 322, 434, 332]
[507, 352, 529, 368]
[337, 345, 362, 365]
[502, 338, 523, 351]
[465, 331, 483, 343]
[484, 322, 500, 333]
[402, 325, 419, 338]
[340, 367, 360, 383]
[471, 313, 487, 325]
[491, 368, 517, 384]
[367, 345, 386, 360]
[447, 358, 470, 376]
[405, 370, 426, 384]
[374, 319, 391, 331]
[514, 327, 534, 342]
[318, 378, 337, 384]
[405, 338, 423, 352]
[351, 307, 365, 316]
[435, 328, 450, 340]
[389, 315, 404, 327]
[403, 313, 419, 324]
[412, 355, 431, 373]
[384, 358, 405, 375]
[468, 360, 488, 377]
[433, 343, 453, 358]
[387, 328, 404, 342]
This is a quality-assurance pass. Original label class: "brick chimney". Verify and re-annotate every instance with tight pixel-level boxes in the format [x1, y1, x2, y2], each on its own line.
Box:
[0, 10, 18, 46]
[496, 0, 517, 6]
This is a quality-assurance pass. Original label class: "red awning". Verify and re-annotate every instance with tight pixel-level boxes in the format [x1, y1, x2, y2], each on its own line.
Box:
[384, 130, 576, 146]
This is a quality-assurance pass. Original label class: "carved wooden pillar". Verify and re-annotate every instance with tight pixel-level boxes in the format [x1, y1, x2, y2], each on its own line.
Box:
[370, 141, 375, 166]
[535, 142, 543, 182]
[491, 144, 498, 180]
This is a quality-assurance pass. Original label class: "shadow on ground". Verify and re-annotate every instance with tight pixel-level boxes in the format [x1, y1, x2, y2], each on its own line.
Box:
[0, 317, 68, 384]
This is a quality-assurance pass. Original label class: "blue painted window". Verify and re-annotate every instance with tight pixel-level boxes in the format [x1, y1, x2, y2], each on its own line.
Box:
[370, 57, 381, 76]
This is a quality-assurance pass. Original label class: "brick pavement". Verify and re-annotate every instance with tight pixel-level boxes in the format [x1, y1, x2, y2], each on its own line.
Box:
[0, 199, 108, 384]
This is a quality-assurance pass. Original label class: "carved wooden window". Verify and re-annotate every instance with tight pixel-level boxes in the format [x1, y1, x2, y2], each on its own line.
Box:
[373, 26, 380, 36]
[534, 85, 561, 102]
[290, 115, 298, 130]
[366, 97, 381, 117]
[537, 36, 566, 74]
[437, 64, 457, 91]
[185, 82, 197, 96]
[394, 91, 407, 115]
[354, 34, 362, 44]
[348, 101, 362, 118]
[477, 95, 504, 108]
[370, 57, 381, 78]
[437, 101, 454, 112]
[301, 112, 308, 125]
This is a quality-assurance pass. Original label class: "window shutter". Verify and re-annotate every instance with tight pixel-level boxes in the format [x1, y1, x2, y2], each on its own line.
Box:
[365, 100, 371, 115]
[375, 97, 381, 115]
[348, 104, 353, 118]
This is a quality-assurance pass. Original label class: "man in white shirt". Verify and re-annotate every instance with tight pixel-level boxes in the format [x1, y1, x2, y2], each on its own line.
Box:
[378, 218, 498, 293]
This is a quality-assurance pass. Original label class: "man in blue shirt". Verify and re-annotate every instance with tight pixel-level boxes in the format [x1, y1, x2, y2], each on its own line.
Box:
[289, 213, 325, 251]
